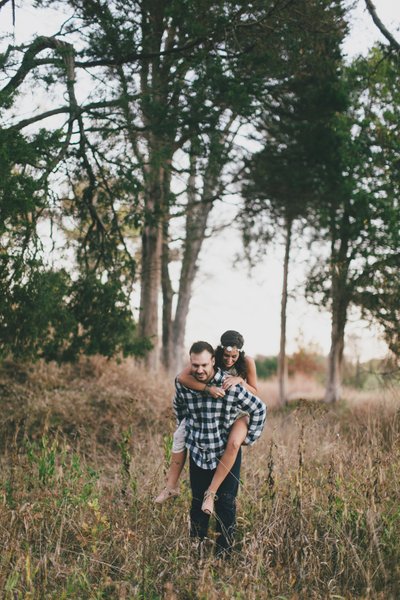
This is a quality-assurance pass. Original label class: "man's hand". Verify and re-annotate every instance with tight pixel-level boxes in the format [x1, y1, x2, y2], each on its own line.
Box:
[222, 376, 243, 390]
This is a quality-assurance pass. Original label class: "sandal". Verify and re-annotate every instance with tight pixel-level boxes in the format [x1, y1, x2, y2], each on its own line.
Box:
[154, 486, 179, 504]
[202, 489, 217, 515]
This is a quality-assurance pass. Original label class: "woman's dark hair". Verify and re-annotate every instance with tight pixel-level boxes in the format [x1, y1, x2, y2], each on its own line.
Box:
[220, 330, 244, 349]
[215, 346, 247, 378]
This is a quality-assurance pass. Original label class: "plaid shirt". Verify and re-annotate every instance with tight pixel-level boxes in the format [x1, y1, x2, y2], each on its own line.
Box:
[173, 368, 267, 469]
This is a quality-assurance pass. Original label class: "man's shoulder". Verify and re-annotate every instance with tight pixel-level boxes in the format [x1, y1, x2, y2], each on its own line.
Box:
[175, 378, 189, 391]
[174, 378, 201, 397]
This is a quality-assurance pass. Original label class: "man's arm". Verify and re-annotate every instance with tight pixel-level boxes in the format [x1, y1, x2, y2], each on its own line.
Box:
[235, 387, 267, 445]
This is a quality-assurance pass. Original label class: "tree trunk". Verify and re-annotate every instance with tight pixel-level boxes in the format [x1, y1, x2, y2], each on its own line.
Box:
[324, 293, 347, 402]
[166, 148, 219, 374]
[138, 144, 172, 370]
[324, 234, 350, 402]
[138, 217, 162, 370]
[278, 215, 292, 405]
[161, 167, 174, 371]
[137, 3, 174, 370]
[170, 203, 210, 372]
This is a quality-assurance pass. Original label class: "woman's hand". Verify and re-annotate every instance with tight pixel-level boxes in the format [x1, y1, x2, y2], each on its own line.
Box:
[222, 376, 244, 390]
[208, 385, 225, 399]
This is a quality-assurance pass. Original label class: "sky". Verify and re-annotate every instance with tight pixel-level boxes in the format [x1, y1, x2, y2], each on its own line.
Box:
[1, 0, 399, 362]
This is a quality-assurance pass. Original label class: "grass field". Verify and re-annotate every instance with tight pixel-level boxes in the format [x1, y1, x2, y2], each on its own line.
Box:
[1, 357, 399, 599]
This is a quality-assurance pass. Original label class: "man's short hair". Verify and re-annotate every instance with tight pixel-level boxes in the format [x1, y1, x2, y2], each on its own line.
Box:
[189, 341, 215, 357]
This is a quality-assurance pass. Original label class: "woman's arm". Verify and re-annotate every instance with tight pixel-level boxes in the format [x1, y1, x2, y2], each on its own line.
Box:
[177, 366, 225, 398]
[222, 355, 258, 393]
[243, 355, 258, 393]
[177, 365, 206, 391]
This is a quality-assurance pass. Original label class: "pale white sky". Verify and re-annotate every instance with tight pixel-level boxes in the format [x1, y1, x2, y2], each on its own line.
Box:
[1, 0, 398, 362]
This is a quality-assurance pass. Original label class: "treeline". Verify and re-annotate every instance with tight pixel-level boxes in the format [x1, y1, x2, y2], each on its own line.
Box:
[256, 349, 396, 391]
[0, 0, 399, 402]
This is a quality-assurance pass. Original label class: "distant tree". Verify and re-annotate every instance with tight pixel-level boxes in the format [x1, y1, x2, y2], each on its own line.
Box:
[349, 49, 400, 359]
[255, 355, 278, 380]
[306, 48, 400, 401]
[240, 0, 347, 404]
[288, 346, 325, 379]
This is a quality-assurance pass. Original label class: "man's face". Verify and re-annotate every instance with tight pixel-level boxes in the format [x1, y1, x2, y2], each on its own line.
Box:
[190, 350, 215, 382]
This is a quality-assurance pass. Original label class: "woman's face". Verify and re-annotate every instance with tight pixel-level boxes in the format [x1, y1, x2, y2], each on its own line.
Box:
[222, 346, 240, 369]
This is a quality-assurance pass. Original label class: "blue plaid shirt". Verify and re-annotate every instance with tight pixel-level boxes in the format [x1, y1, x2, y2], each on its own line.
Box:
[173, 368, 267, 469]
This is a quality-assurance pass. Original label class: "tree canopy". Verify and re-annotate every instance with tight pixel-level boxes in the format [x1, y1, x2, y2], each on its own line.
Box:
[0, 0, 399, 382]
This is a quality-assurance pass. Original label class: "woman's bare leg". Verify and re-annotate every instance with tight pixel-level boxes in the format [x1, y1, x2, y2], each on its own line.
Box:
[166, 450, 186, 488]
[155, 450, 186, 503]
[202, 417, 248, 514]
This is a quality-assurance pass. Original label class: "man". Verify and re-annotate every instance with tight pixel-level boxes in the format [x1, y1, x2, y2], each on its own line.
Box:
[173, 341, 267, 556]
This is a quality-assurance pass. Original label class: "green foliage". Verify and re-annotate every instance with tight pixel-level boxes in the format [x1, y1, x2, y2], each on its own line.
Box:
[26, 435, 57, 484]
[241, 0, 348, 251]
[67, 273, 151, 360]
[0, 257, 74, 360]
[307, 48, 400, 315]
[0, 25, 148, 364]
[0, 129, 42, 229]
[255, 355, 277, 379]
[0, 255, 151, 361]
[163, 432, 174, 466]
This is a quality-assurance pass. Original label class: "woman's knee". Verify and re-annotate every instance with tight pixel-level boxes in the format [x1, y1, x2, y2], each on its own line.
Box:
[226, 435, 243, 453]
[227, 421, 248, 451]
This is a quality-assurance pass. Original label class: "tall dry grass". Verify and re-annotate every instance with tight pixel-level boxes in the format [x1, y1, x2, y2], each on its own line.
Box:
[1, 357, 399, 598]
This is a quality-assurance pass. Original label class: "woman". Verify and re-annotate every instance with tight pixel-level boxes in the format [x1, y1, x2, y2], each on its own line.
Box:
[155, 330, 258, 515]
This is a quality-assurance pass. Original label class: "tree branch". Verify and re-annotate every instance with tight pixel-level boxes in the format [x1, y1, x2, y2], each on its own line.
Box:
[0, 0, 15, 24]
[365, 0, 400, 52]
[7, 98, 144, 132]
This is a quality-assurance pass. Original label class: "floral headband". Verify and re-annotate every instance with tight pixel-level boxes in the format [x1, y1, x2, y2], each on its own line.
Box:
[220, 344, 242, 352]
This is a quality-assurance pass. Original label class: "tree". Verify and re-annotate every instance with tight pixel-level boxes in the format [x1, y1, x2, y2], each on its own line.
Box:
[0, 16, 146, 360]
[240, 0, 347, 404]
[348, 48, 400, 359]
[306, 47, 400, 401]
[1, 0, 303, 370]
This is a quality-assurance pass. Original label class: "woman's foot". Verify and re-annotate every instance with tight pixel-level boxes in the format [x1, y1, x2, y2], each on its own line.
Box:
[202, 489, 217, 515]
[154, 486, 179, 504]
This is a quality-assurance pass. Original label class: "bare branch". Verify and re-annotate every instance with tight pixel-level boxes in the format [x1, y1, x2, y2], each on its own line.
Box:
[7, 98, 143, 132]
[365, 0, 400, 52]
[1, 37, 74, 97]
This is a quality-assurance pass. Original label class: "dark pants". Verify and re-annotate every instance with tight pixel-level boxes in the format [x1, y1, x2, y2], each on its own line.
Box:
[189, 450, 241, 554]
